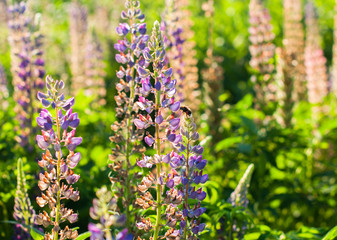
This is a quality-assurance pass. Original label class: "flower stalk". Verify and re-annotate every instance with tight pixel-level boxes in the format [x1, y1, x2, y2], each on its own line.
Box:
[35, 76, 81, 239]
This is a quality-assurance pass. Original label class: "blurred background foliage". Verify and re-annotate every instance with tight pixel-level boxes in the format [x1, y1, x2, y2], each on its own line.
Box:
[1, 0, 337, 239]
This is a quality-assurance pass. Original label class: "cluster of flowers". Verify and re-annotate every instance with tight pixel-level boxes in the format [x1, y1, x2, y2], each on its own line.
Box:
[35, 76, 81, 240]
[248, 0, 276, 109]
[109, 0, 147, 232]
[134, 19, 208, 239]
[283, 0, 306, 101]
[304, 1, 328, 108]
[162, 0, 200, 114]
[27, 1, 209, 239]
[88, 186, 132, 240]
[201, 0, 224, 146]
[7, 1, 45, 147]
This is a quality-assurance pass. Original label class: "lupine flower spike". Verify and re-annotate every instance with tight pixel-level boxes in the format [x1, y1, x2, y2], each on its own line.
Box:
[201, 0, 224, 146]
[7, 1, 45, 147]
[228, 164, 255, 239]
[162, 0, 200, 114]
[177, 110, 208, 240]
[69, 1, 88, 95]
[304, 1, 328, 114]
[13, 158, 36, 239]
[109, 0, 147, 232]
[283, 0, 306, 101]
[135, 21, 183, 240]
[35, 76, 81, 240]
[249, 0, 276, 112]
[88, 186, 132, 240]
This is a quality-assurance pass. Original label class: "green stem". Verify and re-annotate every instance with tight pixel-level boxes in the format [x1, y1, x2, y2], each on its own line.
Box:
[153, 71, 161, 240]
[105, 226, 113, 240]
[54, 105, 61, 240]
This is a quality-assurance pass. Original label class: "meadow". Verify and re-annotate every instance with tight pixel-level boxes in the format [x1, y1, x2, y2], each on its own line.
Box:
[1, 0, 337, 239]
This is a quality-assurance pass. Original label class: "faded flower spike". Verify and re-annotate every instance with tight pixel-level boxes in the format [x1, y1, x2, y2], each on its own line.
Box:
[35, 76, 81, 240]
[109, 0, 148, 233]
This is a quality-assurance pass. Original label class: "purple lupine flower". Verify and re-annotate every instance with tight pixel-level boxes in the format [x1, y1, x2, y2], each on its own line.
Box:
[35, 76, 80, 239]
[88, 186, 127, 240]
[176, 111, 208, 239]
[109, 0, 148, 233]
[7, 1, 45, 147]
[162, 0, 200, 113]
[134, 20, 184, 239]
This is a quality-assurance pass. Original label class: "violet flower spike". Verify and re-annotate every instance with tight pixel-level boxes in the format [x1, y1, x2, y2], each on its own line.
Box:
[109, 0, 148, 233]
[177, 111, 208, 239]
[35, 76, 81, 240]
[134, 20, 184, 240]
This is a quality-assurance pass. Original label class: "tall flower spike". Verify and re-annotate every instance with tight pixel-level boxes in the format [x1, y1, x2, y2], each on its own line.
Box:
[163, 0, 200, 114]
[109, 0, 147, 232]
[0, 63, 9, 109]
[135, 21, 183, 240]
[88, 186, 132, 240]
[84, 31, 106, 105]
[249, 0, 276, 111]
[69, 1, 88, 95]
[227, 164, 254, 239]
[275, 47, 294, 128]
[283, 0, 306, 101]
[7, 1, 46, 147]
[201, 0, 224, 147]
[304, 1, 328, 113]
[13, 158, 36, 240]
[331, 0, 337, 94]
[35, 76, 81, 240]
[176, 110, 208, 240]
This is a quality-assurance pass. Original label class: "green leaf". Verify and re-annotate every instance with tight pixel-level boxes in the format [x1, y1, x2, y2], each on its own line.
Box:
[240, 116, 258, 134]
[76, 231, 91, 240]
[215, 136, 242, 151]
[323, 226, 337, 240]
[30, 228, 44, 240]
